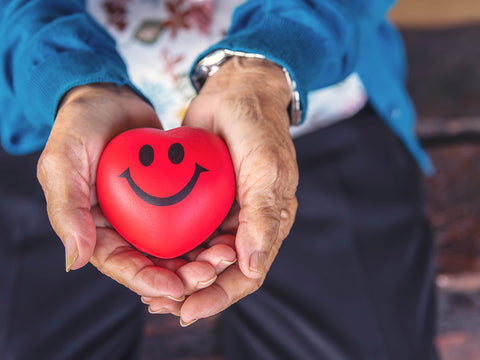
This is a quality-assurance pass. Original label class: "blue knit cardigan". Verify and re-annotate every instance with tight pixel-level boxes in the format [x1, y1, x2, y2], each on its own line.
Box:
[0, 0, 432, 173]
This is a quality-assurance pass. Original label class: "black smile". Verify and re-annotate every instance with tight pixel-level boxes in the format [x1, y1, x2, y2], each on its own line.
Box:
[119, 164, 208, 206]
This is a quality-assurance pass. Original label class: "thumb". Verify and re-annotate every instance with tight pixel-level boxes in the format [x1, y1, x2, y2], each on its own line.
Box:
[235, 187, 297, 280]
[233, 147, 286, 279]
[231, 139, 298, 280]
[235, 197, 282, 280]
[37, 143, 96, 271]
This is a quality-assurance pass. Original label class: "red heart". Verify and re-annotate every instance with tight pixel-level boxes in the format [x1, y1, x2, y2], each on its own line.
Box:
[96, 126, 235, 258]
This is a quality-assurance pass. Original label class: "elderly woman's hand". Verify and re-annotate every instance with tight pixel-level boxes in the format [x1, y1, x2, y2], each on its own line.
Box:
[172, 56, 299, 325]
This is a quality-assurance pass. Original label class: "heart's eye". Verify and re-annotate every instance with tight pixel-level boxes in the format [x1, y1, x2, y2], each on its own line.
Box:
[139, 144, 154, 166]
[168, 143, 184, 165]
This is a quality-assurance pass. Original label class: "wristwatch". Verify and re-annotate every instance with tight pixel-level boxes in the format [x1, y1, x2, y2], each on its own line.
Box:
[191, 49, 302, 126]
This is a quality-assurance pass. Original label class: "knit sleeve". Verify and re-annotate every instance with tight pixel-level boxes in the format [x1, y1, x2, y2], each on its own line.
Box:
[191, 0, 396, 123]
[0, 0, 143, 154]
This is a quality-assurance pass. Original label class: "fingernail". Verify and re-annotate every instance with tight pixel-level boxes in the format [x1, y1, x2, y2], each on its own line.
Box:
[65, 246, 79, 273]
[166, 295, 185, 302]
[219, 259, 237, 267]
[180, 318, 198, 327]
[249, 251, 267, 275]
[197, 275, 217, 288]
[148, 307, 169, 314]
[141, 297, 152, 305]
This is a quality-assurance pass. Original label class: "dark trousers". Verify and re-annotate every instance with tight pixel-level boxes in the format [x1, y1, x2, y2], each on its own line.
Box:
[0, 108, 438, 360]
[0, 149, 145, 359]
[222, 108, 439, 360]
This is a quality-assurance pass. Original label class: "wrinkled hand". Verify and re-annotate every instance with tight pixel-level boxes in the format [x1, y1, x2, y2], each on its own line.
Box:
[37, 83, 237, 302]
[165, 57, 299, 325]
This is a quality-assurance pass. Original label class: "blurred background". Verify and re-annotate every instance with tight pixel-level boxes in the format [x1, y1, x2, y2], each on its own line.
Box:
[141, 1, 480, 359]
[393, 1, 480, 359]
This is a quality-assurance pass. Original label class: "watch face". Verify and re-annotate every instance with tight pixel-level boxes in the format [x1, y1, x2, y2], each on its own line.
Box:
[201, 49, 230, 67]
[192, 50, 229, 92]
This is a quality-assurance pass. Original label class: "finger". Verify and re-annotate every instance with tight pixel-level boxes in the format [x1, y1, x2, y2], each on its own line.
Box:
[37, 148, 96, 271]
[147, 297, 183, 316]
[91, 205, 111, 228]
[141, 296, 152, 305]
[90, 228, 184, 299]
[182, 246, 207, 262]
[207, 233, 236, 248]
[176, 261, 217, 295]
[196, 242, 237, 274]
[148, 257, 188, 273]
[179, 263, 262, 326]
[182, 234, 236, 271]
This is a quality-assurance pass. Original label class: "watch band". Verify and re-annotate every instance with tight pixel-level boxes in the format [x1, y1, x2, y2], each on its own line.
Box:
[191, 49, 302, 125]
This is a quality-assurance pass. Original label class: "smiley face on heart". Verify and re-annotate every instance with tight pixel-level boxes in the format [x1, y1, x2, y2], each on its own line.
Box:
[96, 126, 235, 259]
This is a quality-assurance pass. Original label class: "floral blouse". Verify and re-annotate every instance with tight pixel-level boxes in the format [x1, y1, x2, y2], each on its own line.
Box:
[87, 0, 367, 137]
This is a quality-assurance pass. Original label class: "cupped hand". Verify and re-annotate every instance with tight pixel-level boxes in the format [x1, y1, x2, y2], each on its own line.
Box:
[37, 83, 237, 301]
[177, 56, 299, 325]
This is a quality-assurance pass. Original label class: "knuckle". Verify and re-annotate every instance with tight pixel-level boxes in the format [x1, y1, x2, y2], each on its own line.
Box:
[291, 197, 299, 216]
[36, 150, 54, 183]
[251, 277, 265, 293]
[37, 148, 69, 190]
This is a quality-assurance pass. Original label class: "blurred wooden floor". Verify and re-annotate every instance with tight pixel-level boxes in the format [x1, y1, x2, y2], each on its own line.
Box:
[391, 0, 480, 28]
